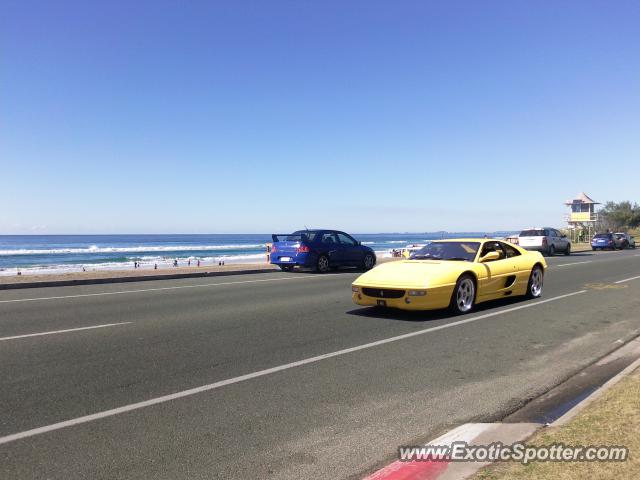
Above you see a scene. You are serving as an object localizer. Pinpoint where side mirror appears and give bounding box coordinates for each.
[479,251,500,263]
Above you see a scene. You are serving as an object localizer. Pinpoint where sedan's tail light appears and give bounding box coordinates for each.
[297,245,310,253]
[271,245,277,253]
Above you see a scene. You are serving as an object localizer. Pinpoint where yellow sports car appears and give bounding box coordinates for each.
[352,239,547,314]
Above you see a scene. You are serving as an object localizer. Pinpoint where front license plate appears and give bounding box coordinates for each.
[377,299,387,307]
[280,257,292,262]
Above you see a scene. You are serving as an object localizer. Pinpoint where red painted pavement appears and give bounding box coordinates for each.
[364,459,450,480]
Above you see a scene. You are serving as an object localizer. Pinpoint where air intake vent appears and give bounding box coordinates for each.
[362,288,405,299]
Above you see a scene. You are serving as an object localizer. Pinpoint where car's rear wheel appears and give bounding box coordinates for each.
[316,254,330,273]
[362,253,376,271]
[564,243,571,256]
[449,274,475,315]
[547,245,555,256]
[526,265,544,299]
[279,265,294,272]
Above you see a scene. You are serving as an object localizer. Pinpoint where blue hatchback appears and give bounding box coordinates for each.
[270,230,376,273]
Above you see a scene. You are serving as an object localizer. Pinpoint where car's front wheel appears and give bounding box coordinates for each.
[361,253,376,271]
[449,274,476,315]
[526,265,544,299]
[316,254,330,273]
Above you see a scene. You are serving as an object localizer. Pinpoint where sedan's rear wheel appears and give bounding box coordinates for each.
[362,253,376,271]
[547,245,555,256]
[316,254,330,273]
[564,243,571,256]
[449,275,475,315]
[526,265,544,299]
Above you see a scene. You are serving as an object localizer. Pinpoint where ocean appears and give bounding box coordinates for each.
[0,232,516,276]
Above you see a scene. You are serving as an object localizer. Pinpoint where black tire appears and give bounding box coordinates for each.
[526,265,544,299]
[449,274,476,315]
[592,247,596,251]
[564,243,571,256]
[279,265,294,272]
[316,254,330,273]
[361,253,376,271]
[547,245,555,256]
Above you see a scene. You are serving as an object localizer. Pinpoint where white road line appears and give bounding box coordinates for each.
[555,261,593,267]
[614,275,640,284]
[0,289,586,445]
[0,274,349,304]
[0,322,131,341]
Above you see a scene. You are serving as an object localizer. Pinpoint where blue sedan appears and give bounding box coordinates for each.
[591,233,622,250]
[270,230,376,273]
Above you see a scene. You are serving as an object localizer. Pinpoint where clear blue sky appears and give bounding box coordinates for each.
[2,1,639,234]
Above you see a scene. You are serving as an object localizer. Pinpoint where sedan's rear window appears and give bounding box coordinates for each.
[272,232,317,242]
[520,229,546,236]
[593,233,611,239]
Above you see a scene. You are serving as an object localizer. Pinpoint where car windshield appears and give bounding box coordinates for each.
[409,241,480,262]
[520,229,546,236]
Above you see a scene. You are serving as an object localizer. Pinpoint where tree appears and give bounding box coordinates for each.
[598,201,640,231]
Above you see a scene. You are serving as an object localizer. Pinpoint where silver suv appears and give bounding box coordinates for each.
[519,228,571,256]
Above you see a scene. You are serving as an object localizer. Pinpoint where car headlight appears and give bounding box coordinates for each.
[352,286,359,293]
[408,290,427,296]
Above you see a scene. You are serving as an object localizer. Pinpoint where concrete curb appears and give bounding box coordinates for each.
[363,423,540,480]
[0,267,278,290]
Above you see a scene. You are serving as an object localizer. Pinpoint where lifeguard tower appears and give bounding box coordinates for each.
[564,192,599,243]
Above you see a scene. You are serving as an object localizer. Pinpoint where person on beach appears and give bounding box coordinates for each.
[154,263,158,270]
[197,259,200,267]
[173,259,178,267]
[188,259,191,266]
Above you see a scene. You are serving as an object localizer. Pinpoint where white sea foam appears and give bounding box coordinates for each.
[0,244,267,256]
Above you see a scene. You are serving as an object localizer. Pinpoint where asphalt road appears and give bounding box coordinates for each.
[1,249,640,479]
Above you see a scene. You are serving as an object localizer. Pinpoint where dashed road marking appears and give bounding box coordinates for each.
[0,322,131,341]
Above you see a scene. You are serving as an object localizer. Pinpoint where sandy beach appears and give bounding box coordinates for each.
[0,257,404,287]
[0,261,278,285]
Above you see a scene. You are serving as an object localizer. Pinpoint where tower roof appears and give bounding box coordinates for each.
[564,192,599,205]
